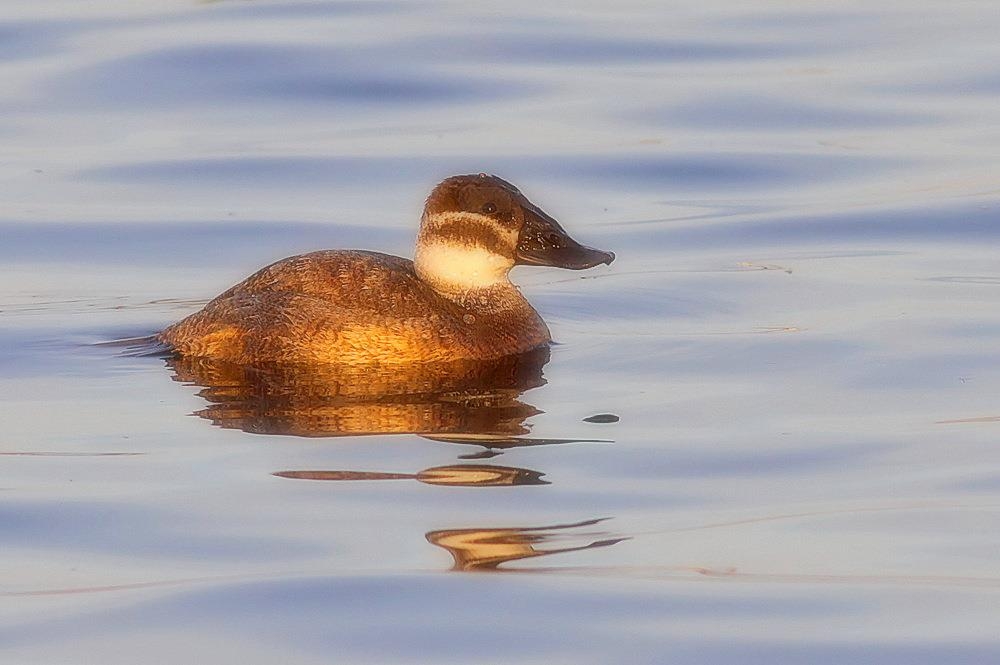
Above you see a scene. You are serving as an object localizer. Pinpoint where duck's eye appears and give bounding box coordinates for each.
[481,202,497,214]
[546,232,562,247]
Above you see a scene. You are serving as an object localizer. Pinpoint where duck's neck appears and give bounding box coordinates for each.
[413,211,517,295]
[446,281,533,315]
[447,282,552,350]
[412,214,550,347]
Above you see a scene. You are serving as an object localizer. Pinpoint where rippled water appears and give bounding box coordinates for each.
[3,1,1000,663]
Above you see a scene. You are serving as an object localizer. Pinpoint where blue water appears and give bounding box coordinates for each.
[3,1,1000,663]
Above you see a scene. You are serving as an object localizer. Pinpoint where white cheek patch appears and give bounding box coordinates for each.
[432,211,501,229]
[415,241,512,291]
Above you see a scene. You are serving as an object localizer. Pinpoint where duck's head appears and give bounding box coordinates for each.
[414,173,615,294]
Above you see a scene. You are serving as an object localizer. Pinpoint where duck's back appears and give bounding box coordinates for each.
[208,251,428,314]
[158,250,547,364]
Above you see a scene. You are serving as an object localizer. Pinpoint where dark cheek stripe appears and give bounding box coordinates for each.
[431,220,514,258]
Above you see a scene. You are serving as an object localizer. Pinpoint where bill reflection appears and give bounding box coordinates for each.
[426,518,626,572]
[273,464,549,487]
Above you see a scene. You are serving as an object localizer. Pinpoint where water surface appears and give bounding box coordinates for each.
[2,1,1000,663]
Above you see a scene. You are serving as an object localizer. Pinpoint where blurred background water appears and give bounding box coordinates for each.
[3,1,1000,663]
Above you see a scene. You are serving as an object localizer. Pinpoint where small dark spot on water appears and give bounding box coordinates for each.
[583,413,619,423]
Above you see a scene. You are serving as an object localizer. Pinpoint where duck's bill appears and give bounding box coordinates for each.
[515,202,615,270]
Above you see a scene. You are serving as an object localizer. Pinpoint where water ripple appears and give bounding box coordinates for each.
[57,44,541,108]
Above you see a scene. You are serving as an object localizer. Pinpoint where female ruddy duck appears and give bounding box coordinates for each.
[158,174,614,364]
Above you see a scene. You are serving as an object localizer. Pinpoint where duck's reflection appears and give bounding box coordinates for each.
[426,518,626,572]
[167,347,553,440]
[273,464,549,487]
[274,469,625,570]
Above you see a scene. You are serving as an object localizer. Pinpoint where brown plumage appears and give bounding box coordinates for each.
[158,174,614,365]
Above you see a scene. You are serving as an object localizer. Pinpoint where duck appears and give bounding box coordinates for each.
[157,173,614,365]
